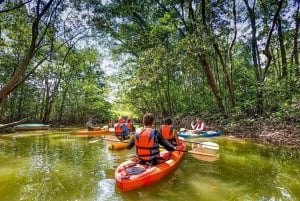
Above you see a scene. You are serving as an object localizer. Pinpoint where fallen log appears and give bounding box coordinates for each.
[0,118,27,129]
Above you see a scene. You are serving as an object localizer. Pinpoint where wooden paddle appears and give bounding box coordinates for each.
[89,139,102,143]
[103,133,218,161]
[175,146,219,162]
[183,140,219,150]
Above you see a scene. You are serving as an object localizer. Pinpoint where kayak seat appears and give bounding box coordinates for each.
[125,166,146,175]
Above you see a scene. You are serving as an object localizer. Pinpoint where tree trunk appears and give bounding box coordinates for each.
[0,0,55,105]
[0,118,27,129]
[292,1,300,77]
[198,53,226,114]
[213,42,235,107]
[228,0,237,106]
[277,17,288,78]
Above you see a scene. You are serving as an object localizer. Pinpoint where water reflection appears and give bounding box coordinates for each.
[0,130,299,201]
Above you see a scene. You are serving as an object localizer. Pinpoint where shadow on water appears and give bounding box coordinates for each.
[0,129,299,201]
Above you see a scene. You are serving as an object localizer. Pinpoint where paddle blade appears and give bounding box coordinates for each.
[192,144,218,155]
[190,152,219,162]
[190,143,219,162]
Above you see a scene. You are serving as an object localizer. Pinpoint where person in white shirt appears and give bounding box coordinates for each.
[190,118,206,134]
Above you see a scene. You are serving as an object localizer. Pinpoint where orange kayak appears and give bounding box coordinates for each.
[115,139,186,192]
[77,128,114,136]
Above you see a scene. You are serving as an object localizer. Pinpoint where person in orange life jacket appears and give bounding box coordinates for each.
[125,118,135,132]
[160,118,178,146]
[115,117,130,140]
[190,117,206,134]
[86,117,101,131]
[127,113,178,165]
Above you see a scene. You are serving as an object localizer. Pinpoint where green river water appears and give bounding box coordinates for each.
[0,128,299,201]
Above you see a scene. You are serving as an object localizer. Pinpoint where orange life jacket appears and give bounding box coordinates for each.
[115,123,123,134]
[135,128,159,161]
[160,125,173,140]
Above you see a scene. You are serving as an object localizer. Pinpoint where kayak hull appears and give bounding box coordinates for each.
[104,135,132,150]
[178,130,221,138]
[77,129,114,136]
[15,124,49,131]
[115,140,186,192]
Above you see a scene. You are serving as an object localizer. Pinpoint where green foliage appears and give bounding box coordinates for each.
[1,0,299,126]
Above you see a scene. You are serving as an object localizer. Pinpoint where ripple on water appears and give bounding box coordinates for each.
[95,179,121,201]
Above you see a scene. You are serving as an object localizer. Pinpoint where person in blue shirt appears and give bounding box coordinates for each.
[86,117,101,131]
[115,117,130,140]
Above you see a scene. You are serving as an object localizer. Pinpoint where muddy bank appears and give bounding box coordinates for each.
[173,116,300,149]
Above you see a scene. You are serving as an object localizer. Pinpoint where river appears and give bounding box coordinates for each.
[0,128,299,201]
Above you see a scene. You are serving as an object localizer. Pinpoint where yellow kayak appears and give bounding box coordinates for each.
[103,135,132,150]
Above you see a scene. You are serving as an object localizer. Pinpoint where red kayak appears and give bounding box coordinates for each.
[115,139,186,192]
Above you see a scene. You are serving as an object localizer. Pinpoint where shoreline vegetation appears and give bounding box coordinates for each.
[1,116,299,150]
[173,116,300,150]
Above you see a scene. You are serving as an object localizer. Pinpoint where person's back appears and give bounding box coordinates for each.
[160,118,176,145]
[115,117,130,140]
[127,113,177,165]
[125,118,135,132]
[134,127,160,163]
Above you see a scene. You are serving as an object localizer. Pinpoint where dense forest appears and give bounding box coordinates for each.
[0,0,299,130]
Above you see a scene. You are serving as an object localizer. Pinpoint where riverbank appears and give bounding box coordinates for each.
[174,116,300,150]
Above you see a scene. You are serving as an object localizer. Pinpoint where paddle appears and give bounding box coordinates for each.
[188,150,218,162]
[174,130,219,161]
[183,140,219,150]
[103,132,219,161]
[101,136,131,143]
[177,149,217,157]
[89,139,102,143]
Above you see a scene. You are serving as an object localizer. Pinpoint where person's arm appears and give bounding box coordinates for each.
[195,122,205,131]
[191,121,196,129]
[199,122,205,131]
[126,136,135,149]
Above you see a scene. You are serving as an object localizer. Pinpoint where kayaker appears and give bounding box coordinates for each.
[190,117,206,134]
[127,113,178,165]
[160,118,178,146]
[125,117,136,132]
[86,117,101,131]
[108,119,114,128]
[115,117,130,140]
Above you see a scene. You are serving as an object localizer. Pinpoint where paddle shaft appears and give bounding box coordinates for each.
[183,140,219,149]
[103,137,217,158]
[102,137,130,143]
[175,149,217,157]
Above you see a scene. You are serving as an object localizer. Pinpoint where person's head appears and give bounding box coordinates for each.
[88,117,92,122]
[196,118,202,123]
[163,118,172,125]
[143,113,155,126]
[118,117,125,123]
[126,118,132,123]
